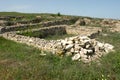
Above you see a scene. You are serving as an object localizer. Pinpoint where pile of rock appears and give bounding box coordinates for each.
[53,36,114,63]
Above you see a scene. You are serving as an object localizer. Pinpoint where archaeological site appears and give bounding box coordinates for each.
[1,13,119,63]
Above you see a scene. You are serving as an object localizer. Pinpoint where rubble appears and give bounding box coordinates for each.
[53,35,114,63]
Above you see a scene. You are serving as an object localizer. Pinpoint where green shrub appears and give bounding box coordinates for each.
[57,12,61,16]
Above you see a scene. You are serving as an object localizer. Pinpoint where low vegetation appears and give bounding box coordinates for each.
[44,34,75,40]
[0,31,120,80]
[0,12,76,22]
[17,30,75,40]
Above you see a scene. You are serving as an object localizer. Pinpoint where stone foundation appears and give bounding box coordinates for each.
[2,32,57,51]
[1,31,114,63]
[66,26,101,36]
[0,18,77,33]
[18,25,67,38]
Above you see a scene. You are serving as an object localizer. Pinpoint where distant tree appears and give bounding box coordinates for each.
[57,12,61,16]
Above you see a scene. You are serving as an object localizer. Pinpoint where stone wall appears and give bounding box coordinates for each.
[0,18,77,33]
[66,26,102,37]
[0,24,38,33]
[1,25,67,50]
[74,18,120,28]
[1,32,114,63]
[18,25,67,38]
[1,25,103,53]
[2,32,57,51]
[0,16,24,20]
[41,18,77,27]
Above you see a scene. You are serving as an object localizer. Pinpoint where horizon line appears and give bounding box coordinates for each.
[0,11,119,20]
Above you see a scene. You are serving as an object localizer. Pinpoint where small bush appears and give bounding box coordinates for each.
[57,12,61,16]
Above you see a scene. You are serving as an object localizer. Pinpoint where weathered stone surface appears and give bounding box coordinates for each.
[66,52,72,56]
[104,43,114,53]
[65,44,74,50]
[53,35,114,63]
[2,32,56,52]
[72,53,81,61]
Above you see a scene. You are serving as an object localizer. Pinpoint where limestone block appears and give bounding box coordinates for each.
[65,44,74,50]
[104,43,114,53]
[72,53,81,61]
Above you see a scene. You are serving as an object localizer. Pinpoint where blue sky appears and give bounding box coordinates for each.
[0,0,120,19]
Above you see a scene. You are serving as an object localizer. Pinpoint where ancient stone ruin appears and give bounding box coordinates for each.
[0,16,116,63]
[53,36,114,63]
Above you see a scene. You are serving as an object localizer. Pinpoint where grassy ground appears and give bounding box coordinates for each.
[18,31,75,40]
[44,34,75,40]
[0,31,120,80]
[17,28,76,40]
[0,12,76,22]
